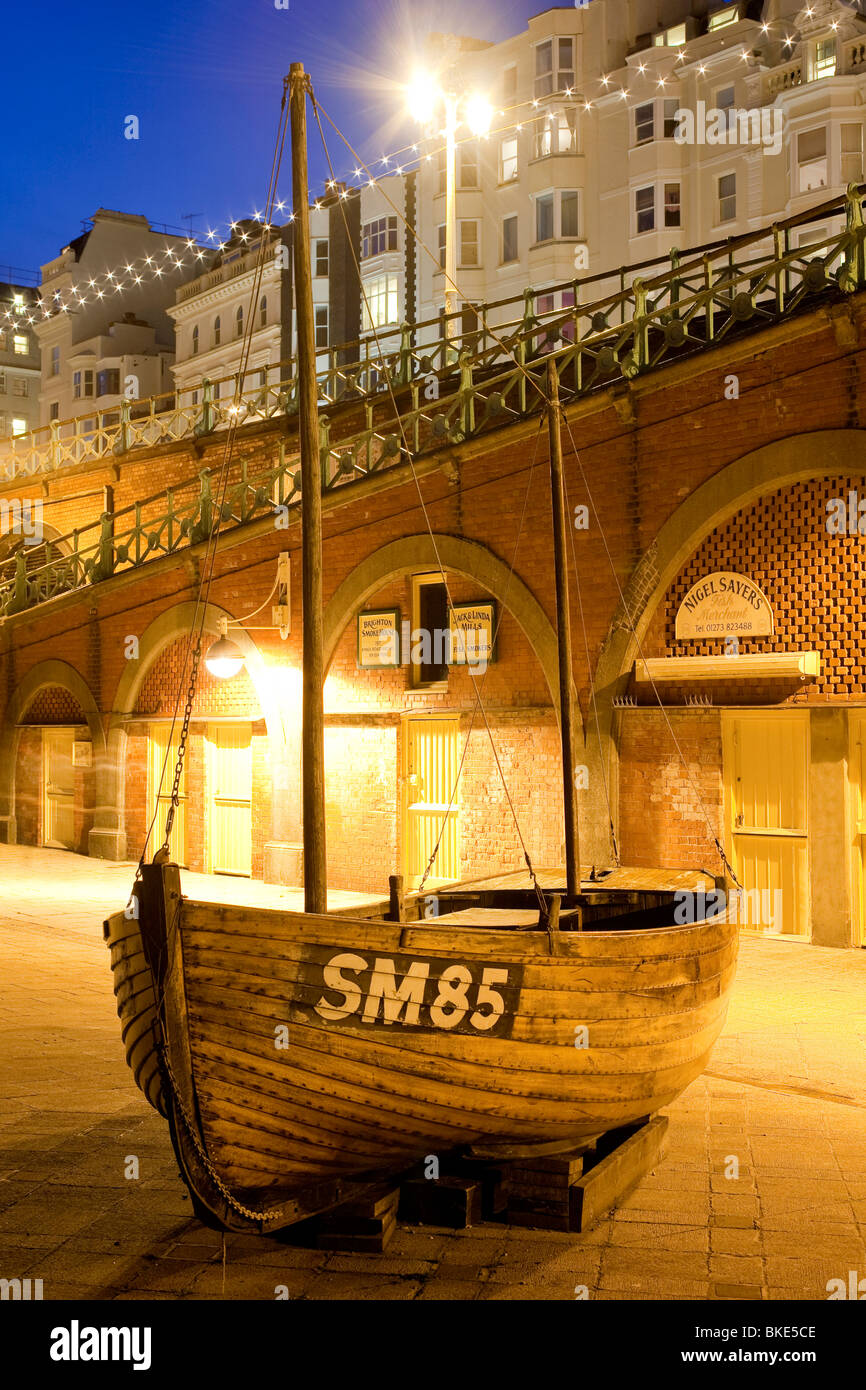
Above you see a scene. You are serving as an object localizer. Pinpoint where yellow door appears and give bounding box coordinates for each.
[848,713,866,947]
[147,725,187,867]
[402,715,460,891]
[207,724,252,876]
[722,712,809,936]
[42,729,75,850]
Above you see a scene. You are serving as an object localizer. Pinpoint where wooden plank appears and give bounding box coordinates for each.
[570,1116,669,1232]
[399,1176,483,1229]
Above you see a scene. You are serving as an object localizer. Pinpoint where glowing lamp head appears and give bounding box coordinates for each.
[408,70,439,125]
[465,94,493,137]
[205,632,245,680]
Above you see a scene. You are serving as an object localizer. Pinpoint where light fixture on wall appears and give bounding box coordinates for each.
[205,551,291,680]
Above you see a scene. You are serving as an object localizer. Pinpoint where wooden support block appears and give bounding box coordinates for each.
[569,1116,668,1233]
[316,1212,397,1253]
[314,1183,400,1251]
[506,1193,571,1232]
[510,1144,594,1188]
[399,1176,483,1229]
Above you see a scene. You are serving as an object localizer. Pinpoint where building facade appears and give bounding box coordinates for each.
[1,209,866,949]
[168,192,362,410]
[400,1,866,336]
[0,285,40,439]
[34,208,190,428]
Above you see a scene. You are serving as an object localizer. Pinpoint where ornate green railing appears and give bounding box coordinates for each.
[4,184,863,484]
[1,186,864,618]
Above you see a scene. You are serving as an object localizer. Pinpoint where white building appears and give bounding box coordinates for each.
[35,209,191,428]
[395,1,866,344]
[169,189,361,407]
[0,285,40,438]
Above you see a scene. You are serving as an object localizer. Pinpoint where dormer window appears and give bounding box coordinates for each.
[653,22,687,48]
[815,38,837,80]
[708,5,739,32]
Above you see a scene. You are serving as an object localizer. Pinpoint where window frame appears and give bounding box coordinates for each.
[500,135,519,183]
[634,184,655,235]
[535,190,555,243]
[502,213,519,264]
[718,171,737,224]
[458,218,481,268]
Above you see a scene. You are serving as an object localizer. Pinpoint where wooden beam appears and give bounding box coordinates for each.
[547,361,580,899]
[290,62,328,915]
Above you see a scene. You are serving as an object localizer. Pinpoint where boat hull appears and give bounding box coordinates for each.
[105,867,738,1230]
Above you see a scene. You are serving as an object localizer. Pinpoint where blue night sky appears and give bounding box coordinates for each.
[3,0,557,277]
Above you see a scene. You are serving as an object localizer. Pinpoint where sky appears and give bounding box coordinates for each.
[1,0,554,278]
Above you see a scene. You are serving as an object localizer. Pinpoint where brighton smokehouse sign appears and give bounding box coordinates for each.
[675,573,774,641]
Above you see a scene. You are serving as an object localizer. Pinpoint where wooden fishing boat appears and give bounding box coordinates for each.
[105,863,737,1232]
[103,64,740,1234]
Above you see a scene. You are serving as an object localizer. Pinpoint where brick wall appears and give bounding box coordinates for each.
[619,711,723,872]
[6,292,866,888]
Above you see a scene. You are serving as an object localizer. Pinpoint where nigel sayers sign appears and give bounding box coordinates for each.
[675,573,774,641]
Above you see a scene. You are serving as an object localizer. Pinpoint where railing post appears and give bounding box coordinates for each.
[843,182,866,291]
[319,416,330,489]
[10,552,27,613]
[458,352,474,438]
[632,278,649,372]
[94,501,116,582]
[114,400,132,456]
[49,420,61,472]
[195,379,215,437]
[398,322,412,385]
[669,248,681,309]
[194,469,213,543]
[772,225,785,314]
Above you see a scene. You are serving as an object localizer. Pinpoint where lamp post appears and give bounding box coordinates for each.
[407,72,491,342]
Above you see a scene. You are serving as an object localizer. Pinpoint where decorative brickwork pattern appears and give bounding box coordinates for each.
[659,477,866,700]
[20,686,86,724]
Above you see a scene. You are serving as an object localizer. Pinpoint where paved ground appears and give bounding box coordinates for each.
[1,845,864,1302]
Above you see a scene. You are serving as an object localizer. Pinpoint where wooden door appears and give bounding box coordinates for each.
[147,725,187,867]
[849,713,866,947]
[207,724,252,877]
[402,715,460,891]
[722,712,809,936]
[42,729,75,850]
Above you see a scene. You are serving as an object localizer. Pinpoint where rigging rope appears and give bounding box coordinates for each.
[133,78,292,886]
[314,94,737,888]
[311,88,548,913]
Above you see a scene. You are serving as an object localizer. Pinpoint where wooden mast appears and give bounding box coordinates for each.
[290,62,327,914]
[547,359,581,899]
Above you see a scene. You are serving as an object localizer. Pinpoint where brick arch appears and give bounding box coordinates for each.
[106,601,284,864]
[0,660,104,848]
[583,428,866,862]
[322,532,572,725]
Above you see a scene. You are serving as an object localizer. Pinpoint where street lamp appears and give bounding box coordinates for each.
[205,552,292,680]
[407,70,492,339]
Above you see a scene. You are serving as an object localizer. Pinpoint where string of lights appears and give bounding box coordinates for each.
[0,16,828,330]
[0,91,594,328]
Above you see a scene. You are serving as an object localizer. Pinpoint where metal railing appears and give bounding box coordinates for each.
[2,187,858,484]
[1,186,864,619]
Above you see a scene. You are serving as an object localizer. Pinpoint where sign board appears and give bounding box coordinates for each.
[450,601,497,666]
[288,944,523,1038]
[675,572,774,641]
[72,741,93,768]
[357,609,401,668]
